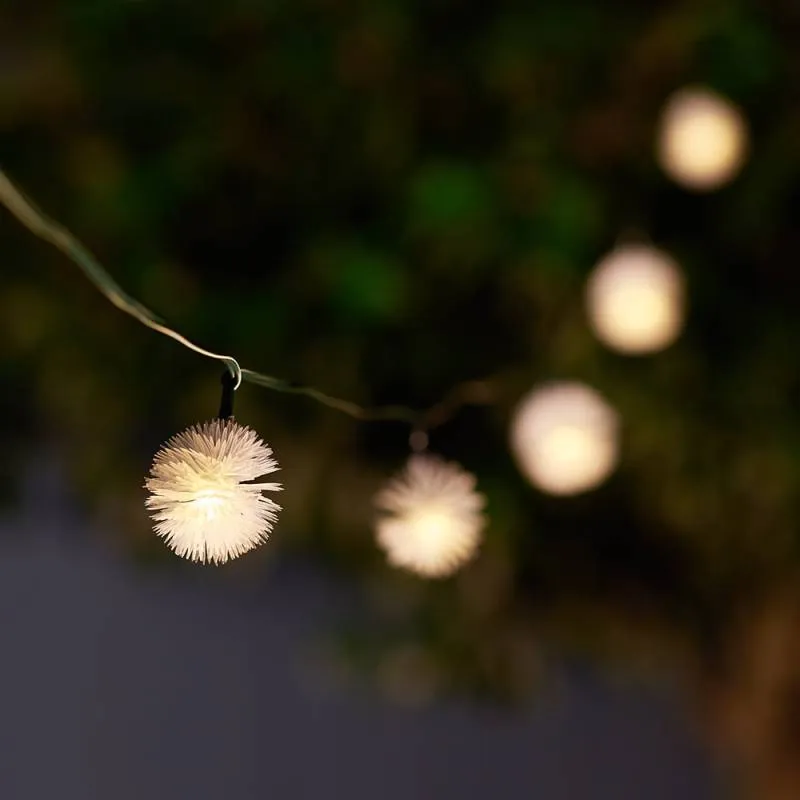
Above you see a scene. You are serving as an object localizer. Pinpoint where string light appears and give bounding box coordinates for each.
[657,86,748,191]
[374,454,486,578]
[586,243,685,354]
[145,419,282,564]
[0,168,498,567]
[2,167,632,566]
[510,382,620,496]
[0,168,496,428]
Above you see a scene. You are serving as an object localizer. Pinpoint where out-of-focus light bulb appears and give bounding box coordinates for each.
[657,86,748,191]
[510,382,619,496]
[374,454,485,578]
[586,243,685,354]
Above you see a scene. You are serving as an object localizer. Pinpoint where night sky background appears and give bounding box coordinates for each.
[4,0,800,797]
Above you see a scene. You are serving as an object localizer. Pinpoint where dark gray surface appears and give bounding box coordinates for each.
[0,463,721,800]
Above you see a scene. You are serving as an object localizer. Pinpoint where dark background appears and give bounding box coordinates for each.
[0,460,718,800]
[3,0,800,796]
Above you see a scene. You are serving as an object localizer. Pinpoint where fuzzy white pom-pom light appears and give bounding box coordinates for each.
[375,455,485,578]
[586,243,685,354]
[510,382,619,496]
[657,87,748,191]
[145,419,282,564]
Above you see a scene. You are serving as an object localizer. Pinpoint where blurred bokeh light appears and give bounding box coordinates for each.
[585,243,685,355]
[656,87,748,191]
[374,455,485,578]
[510,382,619,496]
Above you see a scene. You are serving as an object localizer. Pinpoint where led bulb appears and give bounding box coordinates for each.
[145,419,282,564]
[657,87,748,191]
[375,454,485,578]
[510,382,619,495]
[586,243,685,354]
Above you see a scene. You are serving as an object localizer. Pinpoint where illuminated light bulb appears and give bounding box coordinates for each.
[510,382,619,495]
[145,419,282,564]
[657,86,748,191]
[193,489,227,519]
[586,244,685,354]
[374,454,485,578]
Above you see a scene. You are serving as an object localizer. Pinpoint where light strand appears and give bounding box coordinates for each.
[0,169,243,389]
[0,167,493,432]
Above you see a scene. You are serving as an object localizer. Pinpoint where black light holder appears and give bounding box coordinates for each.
[218,369,236,420]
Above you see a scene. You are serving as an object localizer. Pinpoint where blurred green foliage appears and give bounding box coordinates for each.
[3,0,800,704]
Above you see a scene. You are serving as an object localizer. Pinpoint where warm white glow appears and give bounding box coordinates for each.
[193,489,227,518]
[586,244,685,354]
[374,454,485,578]
[510,382,619,495]
[145,419,282,564]
[657,86,748,191]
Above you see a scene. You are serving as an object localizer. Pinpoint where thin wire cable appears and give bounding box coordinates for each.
[241,370,420,422]
[0,166,494,430]
[0,169,242,389]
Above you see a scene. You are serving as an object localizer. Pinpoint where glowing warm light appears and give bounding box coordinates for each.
[193,492,226,520]
[586,243,685,354]
[145,419,282,564]
[510,382,619,495]
[374,454,485,578]
[657,86,748,191]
